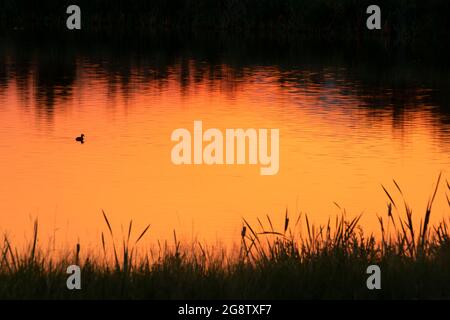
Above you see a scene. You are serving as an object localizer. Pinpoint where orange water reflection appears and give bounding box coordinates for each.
[0,61,449,249]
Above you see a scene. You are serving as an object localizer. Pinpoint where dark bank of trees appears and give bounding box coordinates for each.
[0,0,449,46]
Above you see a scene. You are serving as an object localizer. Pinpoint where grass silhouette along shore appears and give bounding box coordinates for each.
[0,175,449,299]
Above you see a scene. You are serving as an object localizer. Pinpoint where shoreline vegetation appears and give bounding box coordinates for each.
[0,175,449,299]
[0,0,449,48]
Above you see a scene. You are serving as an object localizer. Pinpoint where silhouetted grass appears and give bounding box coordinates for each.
[0,174,449,299]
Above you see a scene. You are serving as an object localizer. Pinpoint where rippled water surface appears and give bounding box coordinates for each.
[0,41,449,247]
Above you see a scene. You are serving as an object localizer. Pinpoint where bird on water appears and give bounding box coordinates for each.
[75,134,85,144]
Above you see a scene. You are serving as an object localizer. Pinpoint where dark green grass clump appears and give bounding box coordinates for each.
[1,175,449,299]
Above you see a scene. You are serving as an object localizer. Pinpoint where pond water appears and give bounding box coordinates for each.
[0,39,449,248]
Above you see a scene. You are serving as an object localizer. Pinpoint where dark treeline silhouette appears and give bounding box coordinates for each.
[0,0,449,47]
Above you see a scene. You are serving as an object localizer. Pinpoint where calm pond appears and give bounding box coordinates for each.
[0,39,449,248]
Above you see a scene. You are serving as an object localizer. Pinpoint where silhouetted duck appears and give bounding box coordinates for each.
[75,134,85,143]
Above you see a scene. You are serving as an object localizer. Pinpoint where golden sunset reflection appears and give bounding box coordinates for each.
[0,61,449,250]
